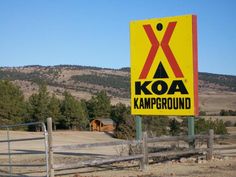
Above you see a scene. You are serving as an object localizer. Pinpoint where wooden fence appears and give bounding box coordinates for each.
[46,118,216,177]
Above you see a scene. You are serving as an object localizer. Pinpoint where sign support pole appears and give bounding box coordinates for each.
[188,117,195,148]
[135,116,142,140]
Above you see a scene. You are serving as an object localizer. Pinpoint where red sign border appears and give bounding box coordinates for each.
[192,15,199,116]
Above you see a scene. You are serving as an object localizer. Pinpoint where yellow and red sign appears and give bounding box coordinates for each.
[130,15,198,116]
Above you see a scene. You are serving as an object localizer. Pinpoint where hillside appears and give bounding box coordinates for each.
[0,65,236,115]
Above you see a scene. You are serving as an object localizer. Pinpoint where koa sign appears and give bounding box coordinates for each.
[130,15,198,116]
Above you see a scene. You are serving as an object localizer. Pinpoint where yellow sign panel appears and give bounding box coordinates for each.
[130,15,198,116]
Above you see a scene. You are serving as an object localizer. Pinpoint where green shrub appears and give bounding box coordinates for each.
[169,118,181,136]
[113,117,135,140]
[142,116,169,137]
[224,120,234,127]
[195,118,228,135]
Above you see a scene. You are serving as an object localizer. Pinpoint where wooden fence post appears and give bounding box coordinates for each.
[47,118,55,177]
[207,129,214,160]
[140,132,148,171]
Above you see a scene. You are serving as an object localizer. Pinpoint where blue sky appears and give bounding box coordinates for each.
[0,0,236,75]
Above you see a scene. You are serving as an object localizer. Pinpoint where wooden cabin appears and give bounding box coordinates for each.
[90,118,115,132]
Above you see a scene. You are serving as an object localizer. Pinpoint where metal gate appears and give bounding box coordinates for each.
[0,122,49,177]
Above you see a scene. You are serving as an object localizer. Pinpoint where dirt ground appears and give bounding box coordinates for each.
[70,157,236,177]
[0,129,236,177]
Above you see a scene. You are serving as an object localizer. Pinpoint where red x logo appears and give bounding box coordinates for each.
[139,22,184,79]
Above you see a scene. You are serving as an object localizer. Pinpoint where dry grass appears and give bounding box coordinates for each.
[1,130,236,177]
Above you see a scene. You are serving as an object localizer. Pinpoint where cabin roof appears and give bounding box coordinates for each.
[91,118,115,125]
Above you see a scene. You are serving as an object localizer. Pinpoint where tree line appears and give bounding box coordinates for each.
[199,72,236,92]
[0,80,132,135]
[220,109,236,116]
[0,80,228,138]
[71,74,130,97]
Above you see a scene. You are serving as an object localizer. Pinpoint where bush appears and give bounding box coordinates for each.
[113,117,135,140]
[199,111,206,116]
[169,118,181,136]
[224,120,234,127]
[142,116,169,137]
[195,118,228,135]
[111,103,135,140]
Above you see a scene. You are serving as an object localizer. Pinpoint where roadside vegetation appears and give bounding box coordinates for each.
[0,80,229,138]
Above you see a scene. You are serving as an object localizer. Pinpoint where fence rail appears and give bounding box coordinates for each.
[54,154,144,170]
[0,164,46,167]
[53,140,140,151]
[0,137,45,143]
[0,122,46,129]
[148,149,206,158]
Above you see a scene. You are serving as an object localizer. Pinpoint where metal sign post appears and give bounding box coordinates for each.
[188,117,195,148]
[135,116,142,140]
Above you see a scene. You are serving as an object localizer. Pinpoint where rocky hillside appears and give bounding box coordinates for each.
[0,65,236,115]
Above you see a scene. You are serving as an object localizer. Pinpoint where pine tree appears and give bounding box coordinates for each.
[48,94,61,130]
[60,91,89,130]
[86,90,111,118]
[0,80,26,125]
[110,103,130,126]
[27,84,50,127]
